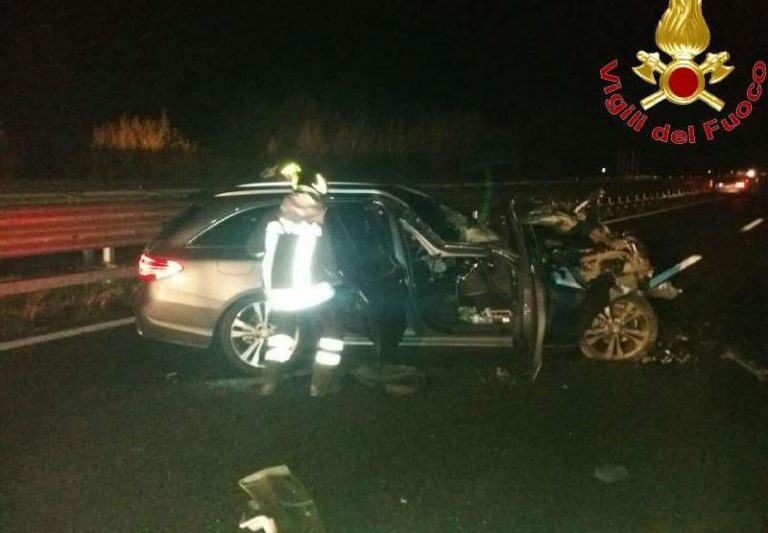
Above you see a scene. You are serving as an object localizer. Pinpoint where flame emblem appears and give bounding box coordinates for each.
[633,0,733,111]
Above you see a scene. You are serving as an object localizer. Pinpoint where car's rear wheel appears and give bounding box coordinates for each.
[579,294,658,362]
[218,296,301,376]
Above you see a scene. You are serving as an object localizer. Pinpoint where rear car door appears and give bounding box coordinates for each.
[181,203,279,312]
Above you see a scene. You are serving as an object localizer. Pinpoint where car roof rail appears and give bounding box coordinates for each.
[215,183,412,209]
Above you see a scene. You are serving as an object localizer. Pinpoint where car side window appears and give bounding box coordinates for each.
[191,205,276,252]
[157,204,203,240]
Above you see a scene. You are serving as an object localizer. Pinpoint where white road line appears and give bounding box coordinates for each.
[723,350,768,383]
[605,197,722,224]
[740,218,764,233]
[0,317,135,351]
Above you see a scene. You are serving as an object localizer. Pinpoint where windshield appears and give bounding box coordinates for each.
[398,189,499,244]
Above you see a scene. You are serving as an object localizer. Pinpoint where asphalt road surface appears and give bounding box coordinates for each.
[1,195,766,533]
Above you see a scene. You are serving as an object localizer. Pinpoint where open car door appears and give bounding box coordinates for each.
[507,203,548,380]
[329,201,409,357]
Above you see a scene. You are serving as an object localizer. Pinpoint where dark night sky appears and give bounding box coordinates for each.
[2,0,767,177]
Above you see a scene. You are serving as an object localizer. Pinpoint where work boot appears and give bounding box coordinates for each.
[259,362,283,397]
[309,363,335,398]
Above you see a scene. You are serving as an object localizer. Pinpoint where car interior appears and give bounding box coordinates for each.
[199,197,522,342]
[399,223,518,336]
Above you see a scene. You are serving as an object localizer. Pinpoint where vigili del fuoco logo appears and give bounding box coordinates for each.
[599,0,765,145]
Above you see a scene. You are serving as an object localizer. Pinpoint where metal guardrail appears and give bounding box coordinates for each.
[594,186,710,216]
[0,188,200,207]
[429,179,714,219]
[0,266,135,297]
[0,181,713,262]
[0,200,186,260]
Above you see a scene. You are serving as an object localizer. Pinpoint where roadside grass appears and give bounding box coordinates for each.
[92,112,197,153]
[2,102,490,186]
[0,279,136,343]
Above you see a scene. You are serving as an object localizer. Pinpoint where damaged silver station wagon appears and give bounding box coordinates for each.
[135,182,680,377]
[135,182,549,377]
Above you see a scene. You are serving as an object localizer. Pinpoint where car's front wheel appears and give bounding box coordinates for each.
[579,294,658,362]
[217,296,300,376]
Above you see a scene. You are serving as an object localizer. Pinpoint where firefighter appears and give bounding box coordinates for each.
[259,162,344,397]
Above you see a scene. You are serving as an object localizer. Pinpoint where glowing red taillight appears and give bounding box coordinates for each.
[735,180,747,189]
[138,253,183,282]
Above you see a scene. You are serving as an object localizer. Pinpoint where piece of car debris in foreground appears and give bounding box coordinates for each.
[239,465,326,532]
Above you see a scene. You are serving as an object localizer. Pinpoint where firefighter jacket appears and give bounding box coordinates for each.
[262,192,338,311]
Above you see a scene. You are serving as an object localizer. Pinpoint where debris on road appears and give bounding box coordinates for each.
[475,365,518,387]
[203,378,261,391]
[353,364,425,395]
[646,281,682,300]
[239,465,325,532]
[642,336,693,366]
[240,515,277,532]
[643,346,692,366]
[641,304,721,366]
[722,350,768,383]
[593,464,630,485]
[495,365,513,383]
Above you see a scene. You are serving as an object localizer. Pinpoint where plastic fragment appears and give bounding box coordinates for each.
[495,366,512,382]
[239,465,325,532]
[594,464,630,484]
[353,364,424,395]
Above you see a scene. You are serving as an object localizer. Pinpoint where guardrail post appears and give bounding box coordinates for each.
[102,247,116,265]
[82,249,96,266]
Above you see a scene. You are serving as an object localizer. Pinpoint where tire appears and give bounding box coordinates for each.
[579,294,658,362]
[217,295,301,376]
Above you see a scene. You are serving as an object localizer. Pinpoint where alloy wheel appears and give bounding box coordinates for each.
[228,302,298,368]
[580,296,656,361]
